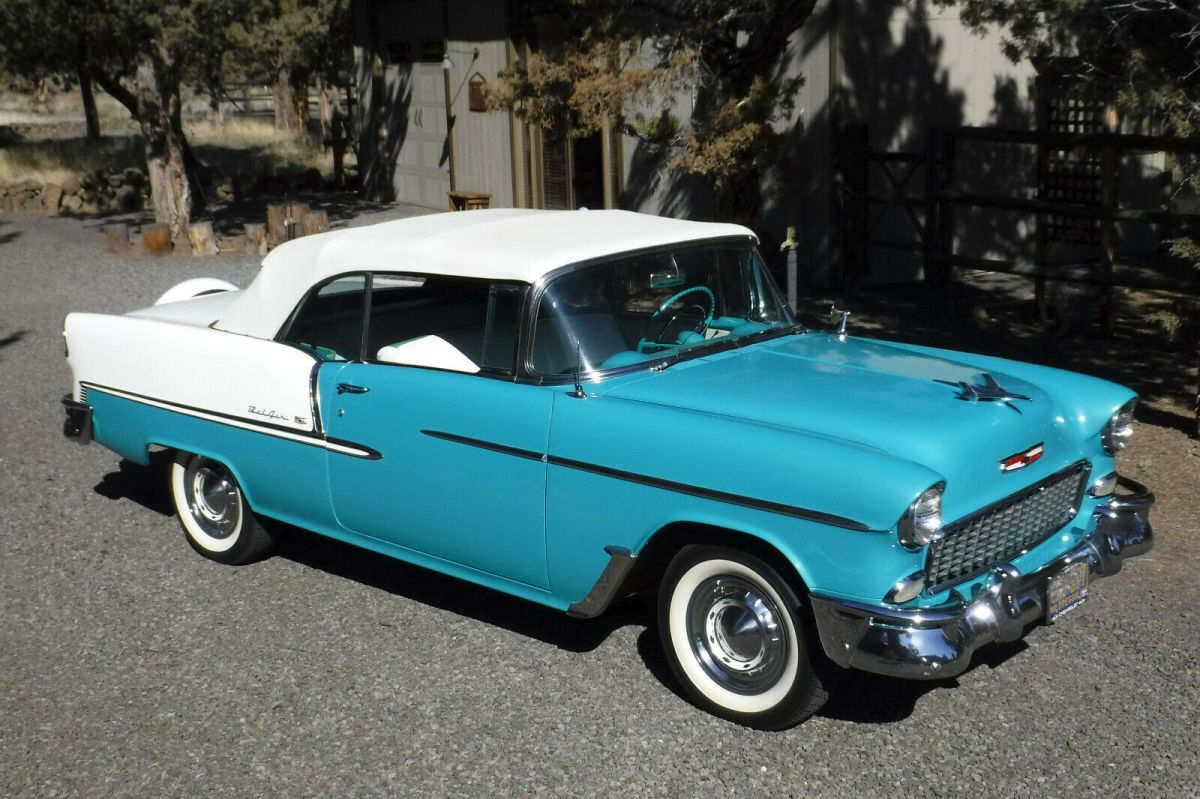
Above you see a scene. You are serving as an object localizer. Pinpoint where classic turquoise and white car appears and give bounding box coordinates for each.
[62,209,1153,729]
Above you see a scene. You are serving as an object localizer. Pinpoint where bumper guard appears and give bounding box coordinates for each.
[61,396,93,445]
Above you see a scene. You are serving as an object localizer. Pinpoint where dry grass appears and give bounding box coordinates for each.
[0,117,337,186]
[185,118,335,179]
[0,136,143,185]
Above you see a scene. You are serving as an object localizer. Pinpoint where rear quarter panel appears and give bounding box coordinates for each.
[64,312,331,526]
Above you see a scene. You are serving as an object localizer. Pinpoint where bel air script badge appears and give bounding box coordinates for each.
[1000,442,1044,472]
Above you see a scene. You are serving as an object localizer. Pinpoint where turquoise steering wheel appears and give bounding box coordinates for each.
[637,286,715,352]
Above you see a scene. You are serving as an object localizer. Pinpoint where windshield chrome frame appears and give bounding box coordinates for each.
[518,236,798,386]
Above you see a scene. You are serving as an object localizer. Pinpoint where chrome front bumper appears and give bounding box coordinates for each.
[810,478,1154,680]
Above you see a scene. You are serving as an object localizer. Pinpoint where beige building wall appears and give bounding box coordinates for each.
[912,7,1036,126]
[444,36,515,208]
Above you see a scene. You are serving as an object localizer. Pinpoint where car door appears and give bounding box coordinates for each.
[301,273,553,589]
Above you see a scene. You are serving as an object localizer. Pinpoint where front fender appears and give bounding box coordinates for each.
[544,391,939,604]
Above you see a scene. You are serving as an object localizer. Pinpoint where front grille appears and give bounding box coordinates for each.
[927,461,1090,592]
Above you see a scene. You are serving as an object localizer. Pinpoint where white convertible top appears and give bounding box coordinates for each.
[215,209,755,339]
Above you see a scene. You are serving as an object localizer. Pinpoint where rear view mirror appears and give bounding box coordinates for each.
[649,255,684,289]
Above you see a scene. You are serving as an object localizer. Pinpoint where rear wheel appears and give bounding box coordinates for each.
[658,545,832,729]
[169,451,272,564]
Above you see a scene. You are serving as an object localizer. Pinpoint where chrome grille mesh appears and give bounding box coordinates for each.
[927,461,1089,591]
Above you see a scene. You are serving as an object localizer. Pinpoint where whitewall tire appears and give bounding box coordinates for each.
[658,545,832,729]
[169,451,272,564]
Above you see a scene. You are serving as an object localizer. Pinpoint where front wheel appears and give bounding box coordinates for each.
[169,451,272,565]
[658,545,832,729]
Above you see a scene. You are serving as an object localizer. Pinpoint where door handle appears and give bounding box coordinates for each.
[336,383,370,395]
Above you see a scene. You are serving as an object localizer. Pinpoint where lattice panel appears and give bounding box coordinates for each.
[1043,96,1108,245]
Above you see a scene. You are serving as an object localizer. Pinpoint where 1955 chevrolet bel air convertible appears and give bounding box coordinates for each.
[61,209,1154,729]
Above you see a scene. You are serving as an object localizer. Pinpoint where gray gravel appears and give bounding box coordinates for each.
[2,212,1199,798]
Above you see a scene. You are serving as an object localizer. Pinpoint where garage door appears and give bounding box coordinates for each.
[390,61,451,209]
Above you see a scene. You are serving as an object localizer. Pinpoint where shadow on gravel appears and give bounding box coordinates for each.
[819,672,951,724]
[817,636,1027,724]
[92,455,650,651]
[93,456,174,516]
[273,524,652,654]
[0,218,19,245]
[0,329,28,350]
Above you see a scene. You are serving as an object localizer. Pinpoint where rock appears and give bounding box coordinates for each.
[61,193,83,213]
[233,172,255,199]
[122,167,145,187]
[218,233,247,253]
[21,192,44,213]
[61,175,83,196]
[115,185,141,211]
[212,174,234,202]
[106,171,124,188]
[300,167,323,189]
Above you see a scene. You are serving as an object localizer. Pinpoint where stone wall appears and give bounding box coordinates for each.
[0,168,148,216]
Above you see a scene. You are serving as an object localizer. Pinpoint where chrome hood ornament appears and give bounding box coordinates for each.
[936,373,1032,404]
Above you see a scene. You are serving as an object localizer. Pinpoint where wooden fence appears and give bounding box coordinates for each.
[838,124,1200,435]
[839,124,1200,300]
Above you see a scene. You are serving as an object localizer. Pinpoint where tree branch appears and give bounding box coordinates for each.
[92,71,139,117]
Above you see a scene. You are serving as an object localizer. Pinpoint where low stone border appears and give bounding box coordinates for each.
[0,168,148,216]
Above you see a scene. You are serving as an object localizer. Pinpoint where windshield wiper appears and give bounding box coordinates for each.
[649,324,805,371]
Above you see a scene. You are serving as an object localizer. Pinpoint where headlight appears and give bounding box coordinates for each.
[1101,399,1137,454]
[898,483,945,547]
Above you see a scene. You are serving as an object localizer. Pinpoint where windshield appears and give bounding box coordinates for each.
[530,241,794,376]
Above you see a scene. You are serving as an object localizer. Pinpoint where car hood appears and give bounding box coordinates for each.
[599,332,1084,518]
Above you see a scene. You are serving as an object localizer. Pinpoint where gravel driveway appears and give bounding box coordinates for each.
[2,212,1198,798]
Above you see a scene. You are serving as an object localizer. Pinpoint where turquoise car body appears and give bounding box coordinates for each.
[62,209,1153,685]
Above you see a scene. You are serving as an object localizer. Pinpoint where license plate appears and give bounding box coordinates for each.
[1046,561,1089,623]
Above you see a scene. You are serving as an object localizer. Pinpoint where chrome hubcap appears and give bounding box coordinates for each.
[186,459,240,539]
[687,575,788,694]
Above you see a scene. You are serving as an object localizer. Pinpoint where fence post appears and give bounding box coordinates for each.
[1035,130,1049,322]
[1099,143,1117,334]
[837,124,870,288]
[925,129,955,307]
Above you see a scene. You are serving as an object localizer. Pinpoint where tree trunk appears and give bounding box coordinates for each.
[132,51,193,240]
[274,68,301,131]
[318,79,339,146]
[78,69,100,139]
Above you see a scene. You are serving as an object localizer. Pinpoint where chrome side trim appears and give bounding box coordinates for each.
[566,546,638,618]
[421,428,872,531]
[421,429,545,462]
[80,382,379,460]
[811,477,1154,680]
